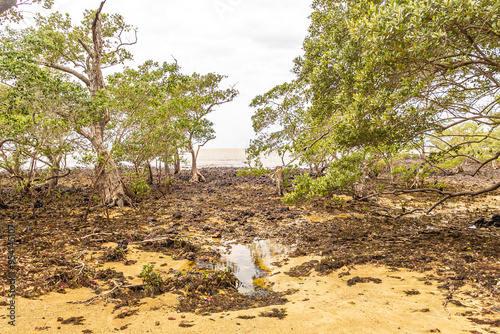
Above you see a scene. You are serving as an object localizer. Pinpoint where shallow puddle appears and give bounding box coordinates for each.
[194,239,293,294]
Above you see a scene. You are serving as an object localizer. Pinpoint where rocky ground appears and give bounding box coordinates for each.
[0,167,499,333]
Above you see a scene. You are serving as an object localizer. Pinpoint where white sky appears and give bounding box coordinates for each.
[26,0,312,148]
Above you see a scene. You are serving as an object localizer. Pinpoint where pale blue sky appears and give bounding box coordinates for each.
[24,0,312,148]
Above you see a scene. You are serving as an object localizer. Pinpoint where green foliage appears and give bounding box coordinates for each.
[282,165,299,190]
[250,0,500,204]
[140,264,164,295]
[126,172,151,198]
[0,0,53,23]
[424,181,447,190]
[284,153,364,204]
[391,163,432,188]
[0,36,78,195]
[237,168,268,177]
[108,60,184,173]
[108,63,238,179]
[0,3,239,200]
[175,72,238,163]
[237,161,269,177]
[430,124,500,168]
[247,81,308,164]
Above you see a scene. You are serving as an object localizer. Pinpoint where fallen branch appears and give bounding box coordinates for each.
[370,207,426,219]
[74,262,85,276]
[129,236,176,245]
[69,250,88,260]
[80,232,114,240]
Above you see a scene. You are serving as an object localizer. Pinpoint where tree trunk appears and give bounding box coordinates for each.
[0,0,16,14]
[164,148,172,193]
[91,135,130,208]
[189,146,205,183]
[12,149,21,180]
[87,2,130,208]
[156,159,162,186]
[47,168,59,191]
[354,169,368,198]
[174,150,181,174]
[389,159,395,183]
[147,162,153,185]
[275,166,284,196]
[415,141,426,188]
[46,155,62,194]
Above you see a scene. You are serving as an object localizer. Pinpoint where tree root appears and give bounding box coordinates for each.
[190,170,206,183]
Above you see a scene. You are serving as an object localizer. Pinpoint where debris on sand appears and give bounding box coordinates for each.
[237,315,256,319]
[346,276,383,286]
[471,214,500,228]
[285,260,319,277]
[259,308,287,320]
[114,309,139,319]
[404,289,421,296]
[59,316,85,325]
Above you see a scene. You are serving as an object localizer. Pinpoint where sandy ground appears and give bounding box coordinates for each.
[1,260,483,334]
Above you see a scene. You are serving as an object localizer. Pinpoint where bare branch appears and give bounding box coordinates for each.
[470,151,500,176]
[426,181,500,213]
[0,139,15,148]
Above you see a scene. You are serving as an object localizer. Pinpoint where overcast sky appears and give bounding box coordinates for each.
[26,0,312,148]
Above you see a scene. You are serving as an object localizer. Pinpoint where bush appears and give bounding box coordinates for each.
[284,153,363,204]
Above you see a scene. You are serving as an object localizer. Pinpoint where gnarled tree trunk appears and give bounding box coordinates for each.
[90,130,130,208]
[147,162,153,185]
[164,147,172,193]
[189,144,205,183]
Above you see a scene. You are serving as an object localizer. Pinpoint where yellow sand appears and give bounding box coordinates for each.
[1,256,483,334]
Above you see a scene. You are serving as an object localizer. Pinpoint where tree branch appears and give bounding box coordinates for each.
[77,38,93,59]
[37,61,90,87]
[426,181,500,214]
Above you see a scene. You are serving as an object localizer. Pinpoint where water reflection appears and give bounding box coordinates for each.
[194,239,292,294]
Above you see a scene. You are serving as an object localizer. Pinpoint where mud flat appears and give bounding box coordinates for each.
[0,167,499,333]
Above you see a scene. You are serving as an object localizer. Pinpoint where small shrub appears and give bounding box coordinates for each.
[140,264,165,295]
